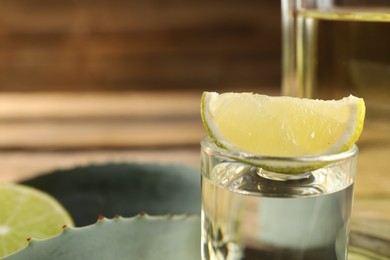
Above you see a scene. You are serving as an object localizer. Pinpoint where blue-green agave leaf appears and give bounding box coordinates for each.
[4,214,200,260]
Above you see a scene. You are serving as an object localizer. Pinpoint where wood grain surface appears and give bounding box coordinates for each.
[0,0,281,92]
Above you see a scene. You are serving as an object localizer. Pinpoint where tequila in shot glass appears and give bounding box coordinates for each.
[201,137,358,260]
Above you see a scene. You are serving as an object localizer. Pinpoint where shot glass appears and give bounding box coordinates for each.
[201,136,358,260]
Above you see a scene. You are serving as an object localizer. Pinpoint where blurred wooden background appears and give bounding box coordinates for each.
[1,2,390,255]
[0,0,281,92]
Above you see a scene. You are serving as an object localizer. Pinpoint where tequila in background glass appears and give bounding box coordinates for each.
[282,0,390,183]
[201,137,358,260]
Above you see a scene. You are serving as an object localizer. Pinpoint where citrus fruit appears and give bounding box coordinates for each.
[201,92,365,158]
[0,184,74,258]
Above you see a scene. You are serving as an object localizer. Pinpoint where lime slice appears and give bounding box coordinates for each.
[201,92,365,170]
[0,184,74,258]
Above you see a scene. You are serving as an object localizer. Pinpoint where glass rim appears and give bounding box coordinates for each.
[201,136,358,164]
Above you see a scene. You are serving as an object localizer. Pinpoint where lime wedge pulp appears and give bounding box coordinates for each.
[201,92,365,172]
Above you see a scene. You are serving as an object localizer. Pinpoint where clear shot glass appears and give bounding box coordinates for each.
[201,136,358,260]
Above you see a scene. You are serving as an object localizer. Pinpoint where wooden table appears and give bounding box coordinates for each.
[1,90,389,256]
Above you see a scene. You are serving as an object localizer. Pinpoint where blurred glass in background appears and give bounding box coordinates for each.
[282,0,390,191]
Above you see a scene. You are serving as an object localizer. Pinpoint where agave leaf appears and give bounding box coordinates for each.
[4,214,201,260]
[21,163,201,226]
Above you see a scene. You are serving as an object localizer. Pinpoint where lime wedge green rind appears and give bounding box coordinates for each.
[201,92,226,150]
[341,97,366,153]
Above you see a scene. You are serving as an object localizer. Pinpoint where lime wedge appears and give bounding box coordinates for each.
[201,92,365,171]
[0,184,74,258]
